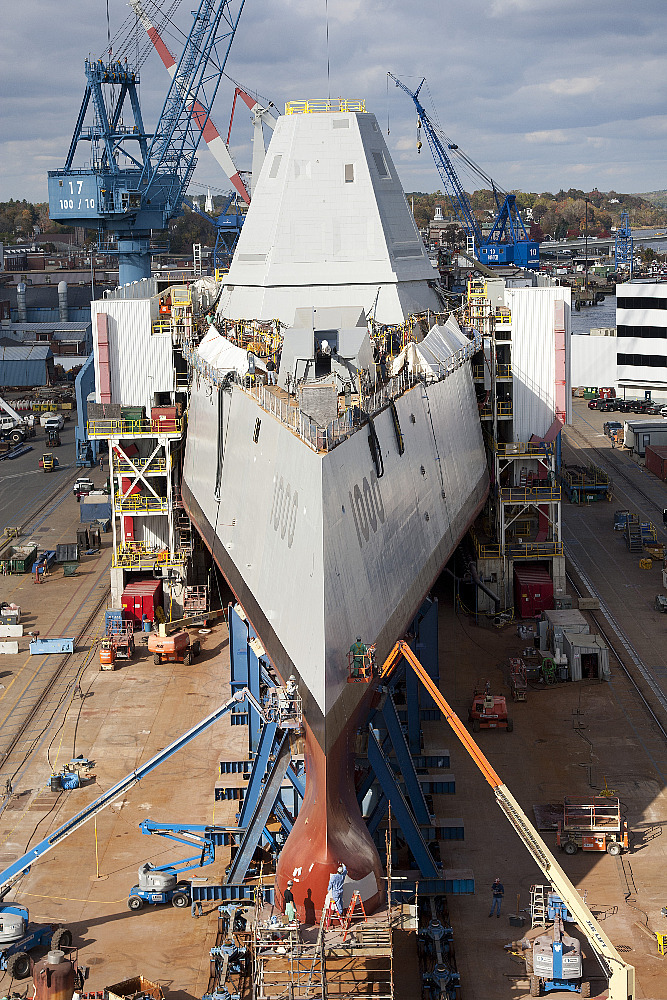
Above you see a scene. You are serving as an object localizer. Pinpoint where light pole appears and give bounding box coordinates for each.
[584,197,590,292]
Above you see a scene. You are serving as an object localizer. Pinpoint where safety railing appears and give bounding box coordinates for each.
[495,441,554,457]
[469,527,502,560]
[114,493,169,514]
[113,456,167,474]
[184,327,482,453]
[151,320,172,336]
[500,486,561,503]
[112,545,187,570]
[509,541,563,559]
[285,99,365,114]
[473,363,511,381]
[480,403,513,419]
[87,418,183,438]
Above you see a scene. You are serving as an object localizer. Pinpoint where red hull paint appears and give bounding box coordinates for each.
[275,711,384,923]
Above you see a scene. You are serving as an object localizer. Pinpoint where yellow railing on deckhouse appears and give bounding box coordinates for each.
[285,99,366,114]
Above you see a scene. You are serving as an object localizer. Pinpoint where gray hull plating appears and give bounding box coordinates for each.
[182,365,488,753]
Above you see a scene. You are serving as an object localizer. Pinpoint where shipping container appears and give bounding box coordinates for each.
[645,444,667,482]
[563,632,609,681]
[543,608,590,653]
[513,564,554,618]
[151,405,178,432]
[623,419,667,456]
[121,578,163,626]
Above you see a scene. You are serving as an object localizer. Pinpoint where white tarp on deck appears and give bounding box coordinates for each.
[390,316,469,377]
[196,327,267,375]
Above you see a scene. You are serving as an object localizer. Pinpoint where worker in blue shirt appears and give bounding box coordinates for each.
[489,877,504,917]
[327,863,347,917]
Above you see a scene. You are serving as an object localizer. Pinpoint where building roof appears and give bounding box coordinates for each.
[0,344,53,361]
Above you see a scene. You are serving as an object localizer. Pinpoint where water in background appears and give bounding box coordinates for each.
[570,291,616,336]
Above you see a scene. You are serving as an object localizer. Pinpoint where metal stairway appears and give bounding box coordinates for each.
[226,732,292,885]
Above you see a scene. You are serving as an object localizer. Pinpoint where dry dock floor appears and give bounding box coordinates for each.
[0,402,666,999]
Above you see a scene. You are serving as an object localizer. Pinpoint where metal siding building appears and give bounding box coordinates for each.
[91,291,174,408]
[0,344,54,386]
[571,335,618,389]
[505,286,572,441]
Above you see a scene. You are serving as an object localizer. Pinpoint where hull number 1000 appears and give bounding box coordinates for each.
[349,471,385,548]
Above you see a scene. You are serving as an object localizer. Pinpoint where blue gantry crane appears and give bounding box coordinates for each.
[47,0,246,286]
[614,211,633,276]
[184,192,245,271]
[388,73,539,269]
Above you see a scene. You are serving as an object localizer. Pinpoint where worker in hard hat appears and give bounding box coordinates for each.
[349,637,367,678]
[283,879,297,922]
[283,675,299,722]
[327,863,347,919]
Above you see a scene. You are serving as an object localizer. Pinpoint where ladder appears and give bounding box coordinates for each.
[530,884,547,928]
[342,890,367,941]
[193,242,202,277]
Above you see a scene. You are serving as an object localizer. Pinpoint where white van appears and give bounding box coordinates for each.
[41,413,64,430]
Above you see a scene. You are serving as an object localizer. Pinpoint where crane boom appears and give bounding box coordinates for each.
[381,641,635,1000]
[387,73,480,244]
[0,688,263,901]
[128,0,251,205]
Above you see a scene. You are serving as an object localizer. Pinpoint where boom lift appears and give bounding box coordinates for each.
[381,641,635,1000]
[0,688,264,955]
[388,73,539,269]
[128,820,224,910]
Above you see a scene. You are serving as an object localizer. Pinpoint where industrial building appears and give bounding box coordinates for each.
[467,275,571,611]
[0,343,54,387]
[571,281,667,400]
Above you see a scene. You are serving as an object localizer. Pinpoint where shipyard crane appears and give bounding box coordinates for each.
[47,0,246,286]
[227,83,279,196]
[381,641,635,1000]
[388,73,539,269]
[128,0,251,206]
[184,193,245,270]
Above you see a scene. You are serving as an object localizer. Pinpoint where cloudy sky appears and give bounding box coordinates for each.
[1,0,666,204]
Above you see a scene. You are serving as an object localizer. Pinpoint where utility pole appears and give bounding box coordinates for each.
[584,196,590,292]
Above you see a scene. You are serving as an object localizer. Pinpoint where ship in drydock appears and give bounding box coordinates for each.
[180,100,489,917]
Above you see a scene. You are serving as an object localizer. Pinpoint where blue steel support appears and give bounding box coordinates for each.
[367,792,388,837]
[226,734,292,885]
[237,720,278,828]
[74,355,97,466]
[227,605,261,751]
[366,728,440,879]
[380,691,431,826]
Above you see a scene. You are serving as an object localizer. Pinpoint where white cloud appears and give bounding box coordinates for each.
[544,76,602,97]
[2,0,667,201]
[525,130,570,145]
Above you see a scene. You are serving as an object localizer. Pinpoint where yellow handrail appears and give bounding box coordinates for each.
[87,418,182,438]
[285,99,365,114]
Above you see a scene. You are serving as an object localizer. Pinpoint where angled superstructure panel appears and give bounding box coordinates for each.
[218,110,440,324]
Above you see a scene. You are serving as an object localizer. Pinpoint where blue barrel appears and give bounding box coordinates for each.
[142,616,151,633]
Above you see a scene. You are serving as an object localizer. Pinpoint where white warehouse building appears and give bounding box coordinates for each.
[572,282,667,400]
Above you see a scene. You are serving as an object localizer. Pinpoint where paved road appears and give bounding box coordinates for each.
[0,419,78,532]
